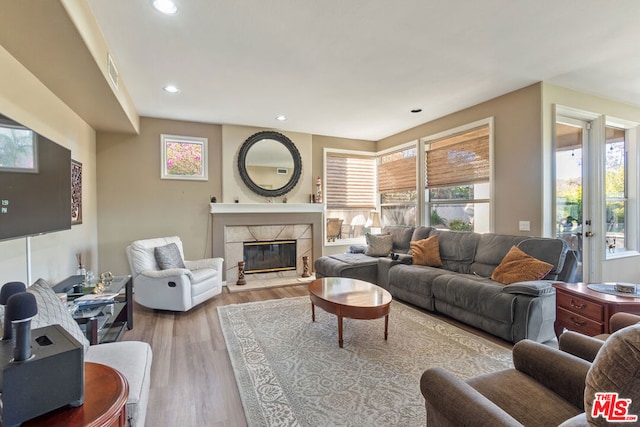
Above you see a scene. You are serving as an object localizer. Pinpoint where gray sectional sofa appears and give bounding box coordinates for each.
[315,226,577,343]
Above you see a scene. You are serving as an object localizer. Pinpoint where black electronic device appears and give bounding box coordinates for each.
[0,324,84,426]
[0,113,72,242]
[51,274,85,294]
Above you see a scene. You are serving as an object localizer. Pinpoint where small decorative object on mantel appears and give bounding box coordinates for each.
[315,176,323,203]
[237,261,247,286]
[282,196,287,203]
[234,197,239,203]
[210,196,217,203]
[302,256,310,278]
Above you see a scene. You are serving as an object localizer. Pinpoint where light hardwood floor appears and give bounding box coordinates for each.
[122,284,513,426]
[121,284,309,427]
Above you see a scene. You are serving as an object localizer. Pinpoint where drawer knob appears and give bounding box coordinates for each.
[570,299,586,310]
[570,316,587,327]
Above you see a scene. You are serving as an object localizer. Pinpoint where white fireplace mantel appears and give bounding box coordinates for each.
[210,203,324,214]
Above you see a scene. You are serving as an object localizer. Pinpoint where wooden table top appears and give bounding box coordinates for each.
[553,282,640,304]
[309,277,392,308]
[24,362,129,427]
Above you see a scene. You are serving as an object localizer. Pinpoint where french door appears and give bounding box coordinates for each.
[555,116,592,282]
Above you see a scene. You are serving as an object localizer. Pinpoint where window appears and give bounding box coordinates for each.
[325,150,376,241]
[605,126,627,254]
[422,122,491,232]
[378,145,417,227]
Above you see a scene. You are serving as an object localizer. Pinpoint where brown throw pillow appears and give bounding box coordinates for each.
[491,246,553,285]
[410,236,443,267]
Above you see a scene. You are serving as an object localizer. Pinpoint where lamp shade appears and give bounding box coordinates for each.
[368,211,381,228]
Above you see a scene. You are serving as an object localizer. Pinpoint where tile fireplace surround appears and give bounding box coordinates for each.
[210,204,324,283]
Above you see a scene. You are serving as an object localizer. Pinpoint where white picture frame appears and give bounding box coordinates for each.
[160,134,208,181]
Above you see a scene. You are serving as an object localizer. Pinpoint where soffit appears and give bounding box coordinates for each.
[0,0,139,134]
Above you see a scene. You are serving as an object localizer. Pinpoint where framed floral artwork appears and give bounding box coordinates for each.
[160,134,208,180]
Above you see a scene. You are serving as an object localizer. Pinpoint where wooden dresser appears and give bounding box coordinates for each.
[553,282,640,338]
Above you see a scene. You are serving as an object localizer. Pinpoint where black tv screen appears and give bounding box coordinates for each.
[0,114,71,241]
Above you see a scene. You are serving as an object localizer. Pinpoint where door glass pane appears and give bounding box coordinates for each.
[555,122,583,281]
[605,127,626,253]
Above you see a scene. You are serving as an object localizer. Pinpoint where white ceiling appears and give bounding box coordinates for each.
[87,0,640,141]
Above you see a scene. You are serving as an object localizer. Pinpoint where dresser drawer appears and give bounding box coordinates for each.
[556,291,604,321]
[557,307,604,336]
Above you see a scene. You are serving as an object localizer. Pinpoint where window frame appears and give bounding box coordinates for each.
[419,117,495,232]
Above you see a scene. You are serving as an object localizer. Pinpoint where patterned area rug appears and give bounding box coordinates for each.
[218,296,513,427]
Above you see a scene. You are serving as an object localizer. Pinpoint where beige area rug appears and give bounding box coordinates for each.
[218,296,513,426]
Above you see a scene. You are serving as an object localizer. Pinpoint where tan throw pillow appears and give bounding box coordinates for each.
[491,246,553,285]
[365,233,393,257]
[410,236,443,267]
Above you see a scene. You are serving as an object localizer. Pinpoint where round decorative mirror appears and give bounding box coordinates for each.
[238,131,302,197]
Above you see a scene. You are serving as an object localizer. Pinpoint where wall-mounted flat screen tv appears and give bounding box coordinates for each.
[0,114,71,241]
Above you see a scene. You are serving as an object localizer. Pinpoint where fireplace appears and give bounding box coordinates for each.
[243,240,297,274]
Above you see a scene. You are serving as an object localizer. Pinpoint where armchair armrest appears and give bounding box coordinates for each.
[420,367,521,427]
[502,281,554,296]
[140,268,194,281]
[558,331,604,363]
[609,312,640,333]
[512,340,591,410]
[184,257,223,271]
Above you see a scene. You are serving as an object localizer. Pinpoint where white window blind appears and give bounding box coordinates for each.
[425,126,489,188]
[326,153,376,209]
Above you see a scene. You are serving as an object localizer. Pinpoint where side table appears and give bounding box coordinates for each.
[553,282,640,338]
[23,362,129,427]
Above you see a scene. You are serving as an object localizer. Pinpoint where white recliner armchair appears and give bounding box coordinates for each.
[126,236,223,311]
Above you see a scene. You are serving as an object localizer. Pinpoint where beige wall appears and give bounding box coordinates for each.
[96,117,223,275]
[0,45,98,285]
[378,83,544,236]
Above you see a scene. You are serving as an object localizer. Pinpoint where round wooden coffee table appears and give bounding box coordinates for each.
[309,277,392,348]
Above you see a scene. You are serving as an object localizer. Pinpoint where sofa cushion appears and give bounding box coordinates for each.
[584,324,640,426]
[491,246,553,285]
[431,274,516,324]
[411,236,443,267]
[154,242,186,270]
[27,278,90,351]
[365,233,394,256]
[382,226,415,253]
[86,341,153,427]
[430,230,480,274]
[472,234,567,279]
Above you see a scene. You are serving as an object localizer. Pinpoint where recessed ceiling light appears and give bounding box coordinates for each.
[411,108,423,113]
[152,0,177,14]
[276,115,287,121]
[163,85,180,93]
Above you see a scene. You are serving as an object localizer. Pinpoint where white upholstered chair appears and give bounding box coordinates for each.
[126,236,223,311]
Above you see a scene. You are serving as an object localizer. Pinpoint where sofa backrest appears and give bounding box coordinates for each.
[428,229,481,274]
[471,233,568,279]
[382,226,415,254]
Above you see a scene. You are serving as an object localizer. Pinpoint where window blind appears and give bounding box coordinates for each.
[425,126,489,188]
[378,147,416,193]
[326,153,376,209]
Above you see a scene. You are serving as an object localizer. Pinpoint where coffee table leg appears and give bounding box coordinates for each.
[338,315,343,348]
[311,303,315,322]
[384,314,389,340]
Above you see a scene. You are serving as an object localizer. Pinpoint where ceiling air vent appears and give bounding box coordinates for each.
[107,53,119,89]
[276,168,288,175]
